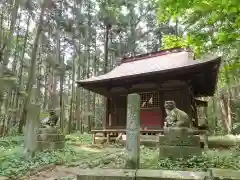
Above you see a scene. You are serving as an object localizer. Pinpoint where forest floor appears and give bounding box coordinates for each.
[1,133,240,180]
[23,146,124,180]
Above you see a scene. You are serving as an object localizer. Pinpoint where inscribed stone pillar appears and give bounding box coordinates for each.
[125,93,140,169]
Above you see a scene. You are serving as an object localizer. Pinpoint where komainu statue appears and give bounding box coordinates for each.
[164,101,190,127]
[47,109,59,127]
[37,109,64,151]
[41,109,59,128]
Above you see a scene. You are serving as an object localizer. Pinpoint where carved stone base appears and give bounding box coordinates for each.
[36,127,65,151]
[159,127,202,159]
[159,134,200,147]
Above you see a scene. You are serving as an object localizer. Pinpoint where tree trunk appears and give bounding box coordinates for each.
[43,65,50,110]
[1,0,19,66]
[76,55,82,132]
[68,58,75,134]
[102,25,110,130]
[18,3,45,133]
[220,92,232,134]
[104,26,110,74]
[92,38,97,127]
[23,104,40,158]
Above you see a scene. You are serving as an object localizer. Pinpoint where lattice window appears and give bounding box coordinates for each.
[140,91,161,109]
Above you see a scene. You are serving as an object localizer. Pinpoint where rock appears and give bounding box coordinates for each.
[37,134,65,141]
[36,127,65,151]
[209,168,240,180]
[77,169,135,180]
[137,169,207,180]
[159,127,202,159]
[76,169,208,180]
[38,127,59,134]
[164,127,194,135]
[159,135,200,147]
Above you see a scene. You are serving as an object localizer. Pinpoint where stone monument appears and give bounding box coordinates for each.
[159,101,202,159]
[125,94,140,169]
[37,109,65,151]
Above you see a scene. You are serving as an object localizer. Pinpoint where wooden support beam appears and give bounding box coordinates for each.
[103,97,110,130]
[116,133,123,143]
[92,134,96,144]
[106,133,110,144]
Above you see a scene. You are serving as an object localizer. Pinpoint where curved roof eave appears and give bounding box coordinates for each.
[76,51,221,97]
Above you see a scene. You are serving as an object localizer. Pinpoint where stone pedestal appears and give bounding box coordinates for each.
[159,127,202,159]
[36,127,65,151]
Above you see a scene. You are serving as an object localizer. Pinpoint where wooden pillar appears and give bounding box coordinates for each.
[103,97,110,130]
[158,88,165,128]
[125,93,140,169]
[193,105,198,128]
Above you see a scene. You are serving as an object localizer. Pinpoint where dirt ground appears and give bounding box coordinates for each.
[21,147,124,180]
[23,165,79,180]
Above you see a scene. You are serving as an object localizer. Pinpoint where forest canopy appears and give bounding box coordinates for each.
[0,0,238,141]
[156,0,240,87]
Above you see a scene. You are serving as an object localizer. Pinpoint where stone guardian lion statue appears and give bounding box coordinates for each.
[164,100,190,128]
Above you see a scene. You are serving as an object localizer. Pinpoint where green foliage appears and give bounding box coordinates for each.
[65,132,92,145]
[2,133,240,178]
[7,126,21,136]
[158,149,240,171]
[140,146,159,168]
[0,136,24,147]
[161,35,188,50]
[156,0,240,87]
[0,147,77,178]
[156,0,240,47]
[158,152,240,171]
[57,177,75,180]
[0,134,95,178]
[97,0,121,26]
[139,147,240,171]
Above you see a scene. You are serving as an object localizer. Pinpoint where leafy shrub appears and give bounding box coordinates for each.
[7,126,20,136]
[0,133,97,178]
[157,149,240,171]
[65,132,92,145]
[139,146,240,171]
[0,148,77,178]
[0,136,24,147]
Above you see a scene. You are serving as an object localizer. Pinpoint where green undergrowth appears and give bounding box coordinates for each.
[2,133,240,178]
[0,146,98,178]
[140,147,240,171]
[65,132,92,145]
[0,133,98,178]
[1,147,74,178]
[0,135,24,147]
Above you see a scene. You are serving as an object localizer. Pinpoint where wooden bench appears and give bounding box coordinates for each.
[91,129,164,144]
[91,129,208,148]
[91,129,126,144]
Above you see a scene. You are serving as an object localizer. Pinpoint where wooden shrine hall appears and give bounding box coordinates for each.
[76,47,221,140]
